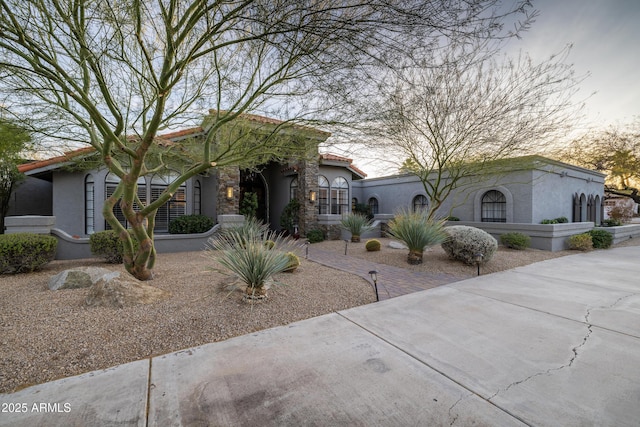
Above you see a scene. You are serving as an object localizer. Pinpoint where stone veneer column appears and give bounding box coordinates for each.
[297,157,319,236]
[216,167,240,216]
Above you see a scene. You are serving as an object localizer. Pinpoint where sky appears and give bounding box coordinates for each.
[507,0,640,128]
[350,0,640,177]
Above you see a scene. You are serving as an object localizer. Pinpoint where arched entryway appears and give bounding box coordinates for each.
[240,170,268,223]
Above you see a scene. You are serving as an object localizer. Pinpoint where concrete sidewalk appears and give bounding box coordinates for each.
[2,246,639,426]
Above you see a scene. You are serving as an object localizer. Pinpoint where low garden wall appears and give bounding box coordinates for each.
[451,221,595,251]
[593,224,640,245]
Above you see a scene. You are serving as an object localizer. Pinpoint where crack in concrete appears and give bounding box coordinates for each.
[448,396,464,426]
[490,308,594,401]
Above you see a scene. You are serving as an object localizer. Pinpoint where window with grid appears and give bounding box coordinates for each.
[318,175,329,214]
[194,180,201,215]
[481,190,507,222]
[368,197,379,215]
[331,177,349,214]
[85,174,95,234]
[413,195,428,212]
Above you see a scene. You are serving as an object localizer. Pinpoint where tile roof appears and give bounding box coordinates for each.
[18,146,96,173]
[320,153,367,178]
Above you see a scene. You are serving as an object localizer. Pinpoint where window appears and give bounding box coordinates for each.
[105,173,147,230]
[85,174,94,234]
[318,175,329,214]
[481,190,506,222]
[290,177,298,201]
[368,197,379,215]
[194,180,201,215]
[151,171,185,233]
[413,195,428,212]
[331,177,349,214]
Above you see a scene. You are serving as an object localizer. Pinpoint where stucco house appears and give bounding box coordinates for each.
[6,112,609,256]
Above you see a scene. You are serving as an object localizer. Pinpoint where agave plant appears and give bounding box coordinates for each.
[388,208,448,265]
[340,213,374,242]
[207,220,301,299]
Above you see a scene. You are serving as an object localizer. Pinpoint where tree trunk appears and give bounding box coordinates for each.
[351,235,361,243]
[407,250,423,265]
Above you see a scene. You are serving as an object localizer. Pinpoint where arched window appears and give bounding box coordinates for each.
[481,190,506,222]
[85,174,94,234]
[331,177,349,214]
[318,175,330,214]
[194,180,202,215]
[290,177,298,201]
[152,171,185,232]
[368,197,379,215]
[413,195,428,212]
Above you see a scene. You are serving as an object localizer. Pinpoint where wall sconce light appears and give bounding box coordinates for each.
[309,190,317,203]
[368,270,379,302]
[226,186,234,200]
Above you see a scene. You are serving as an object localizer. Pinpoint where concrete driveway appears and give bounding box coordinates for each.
[2,245,639,426]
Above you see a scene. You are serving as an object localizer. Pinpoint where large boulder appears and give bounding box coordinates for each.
[48,267,119,290]
[85,277,170,308]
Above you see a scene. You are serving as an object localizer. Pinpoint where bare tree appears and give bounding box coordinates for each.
[360,41,585,218]
[558,118,640,201]
[0,0,533,280]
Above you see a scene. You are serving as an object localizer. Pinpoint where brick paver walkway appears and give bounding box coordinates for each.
[307,246,468,301]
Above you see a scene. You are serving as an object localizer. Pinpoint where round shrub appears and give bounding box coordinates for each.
[306,229,324,243]
[500,232,531,250]
[588,229,613,249]
[567,233,593,251]
[0,233,57,274]
[90,230,140,263]
[168,215,214,234]
[441,226,498,265]
[365,239,381,252]
[283,252,300,272]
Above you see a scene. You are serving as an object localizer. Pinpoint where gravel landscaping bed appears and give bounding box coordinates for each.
[1,236,638,393]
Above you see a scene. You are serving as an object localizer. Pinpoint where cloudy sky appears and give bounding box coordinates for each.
[508,0,639,127]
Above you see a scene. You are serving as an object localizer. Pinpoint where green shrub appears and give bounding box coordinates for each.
[500,232,531,250]
[365,239,381,251]
[555,216,569,223]
[568,233,593,251]
[588,229,613,249]
[306,229,324,243]
[445,216,460,221]
[601,218,622,227]
[90,230,139,263]
[340,213,374,242]
[239,192,258,218]
[541,219,558,224]
[441,226,498,265]
[280,199,301,235]
[284,252,300,272]
[168,215,214,234]
[388,208,448,265]
[0,233,57,274]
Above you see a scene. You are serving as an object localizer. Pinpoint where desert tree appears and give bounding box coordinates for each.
[361,41,585,218]
[0,117,32,234]
[0,0,534,280]
[558,119,640,201]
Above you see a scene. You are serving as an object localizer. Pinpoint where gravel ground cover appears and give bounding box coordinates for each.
[1,236,638,393]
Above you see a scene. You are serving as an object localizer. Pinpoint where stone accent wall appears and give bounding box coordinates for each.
[216,167,240,216]
[297,158,320,236]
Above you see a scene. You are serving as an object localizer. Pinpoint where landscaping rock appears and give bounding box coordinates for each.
[85,277,170,308]
[48,267,119,290]
[388,241,408,249]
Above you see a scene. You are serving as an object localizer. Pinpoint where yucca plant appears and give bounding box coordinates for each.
[218,216,270,248]
[207,221,301,299]
[387,208,448,265]
[340,213,374,242]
